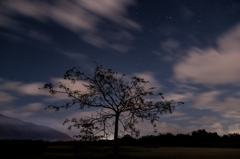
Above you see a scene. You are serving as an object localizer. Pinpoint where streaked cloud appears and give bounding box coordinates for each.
[160,111,186,118]
[178,123,226,135]
[138,122,181,135]
[19,103,45,112]
[133,72,162,91]
[228,124,240,134]
[0,80,48,96]
[1,102,45,118]
[0,91,17,102]
[164,92,193,102]
[139,121,226,135]
[0,78,89,101]
[189,90,240,119]
[0,0,140,52]
[160,38,180,53]
[170,116,193,121]
[190,116,227,124]
[174,23,240,85]
[28,31,51,42]
[58,51,87,61]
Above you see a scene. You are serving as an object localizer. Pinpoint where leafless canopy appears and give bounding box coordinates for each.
[41,63,184,141]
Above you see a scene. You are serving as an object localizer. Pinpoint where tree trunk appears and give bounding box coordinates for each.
[113,112,119,155]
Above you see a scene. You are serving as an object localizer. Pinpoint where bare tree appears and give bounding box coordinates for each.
[41,63,184,155]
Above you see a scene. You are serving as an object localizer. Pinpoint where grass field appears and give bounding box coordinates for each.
[120,146,240,159]
[2,146,240,159]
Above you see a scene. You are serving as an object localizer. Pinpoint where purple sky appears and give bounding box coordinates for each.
[1,0,240,138]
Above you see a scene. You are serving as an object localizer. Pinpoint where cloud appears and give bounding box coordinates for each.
[28,31,51,42]
[169,80,199,92]
[18,83,50,96]
[133,72,162,91]
[78,0,140,29]
[1,0,140,52]
[138,121,226,135]
[160,111,186,118]
[193,91,221,109]
[138,122,181,135]
[0,91,17,102]
[0,14,18,29]
[0,102,46,118]
[0,77,89,101]
[179,123,226,135]
[190,90,240,119]
[228,124,240,134]
[190,116,227,124]
[178,5,193,21]
[0,79,48,96]
[173,23,240,85]
[44,78,89,101]
[164,92,193,102]
[170,116,193,121]
[59,51,87,61]
[160,38,180,53]
[19,103,45,112]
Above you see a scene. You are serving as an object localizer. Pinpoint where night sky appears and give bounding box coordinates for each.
[1,0,240,138]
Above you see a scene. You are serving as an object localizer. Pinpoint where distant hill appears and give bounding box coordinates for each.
[0,114,74,141]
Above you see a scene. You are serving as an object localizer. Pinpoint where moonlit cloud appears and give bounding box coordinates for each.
[228,124,240,134]
[28,31,51,42]
[0,0,140,52]
[191,91,240,119]
[164,92,193,102]
[138,122,181,135]
[43,78,89,101]
[58,51,87,61]
[190,116,227,124]
[0,78,90,102]
[19,103,45,112]
[179,123,226,135]
[160,111,186,118]
[1,103,46,119]
[0,79,48,96]
[192,91,221,109]
[138,121,226,135]
[174,23,240,85]
[133,72,162,91]
[0,91,17,102]
[160,38,180,53]
[170,116,193,121]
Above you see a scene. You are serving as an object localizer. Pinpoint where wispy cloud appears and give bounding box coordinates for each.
[160,111,186,118]
[160,38,180,53]
[0,80,47,96]
[0,0,141,52]
[132,72,162,91]
[0,91,17,102]
[138,121,226,135]
[174,23,240,85]
[170,116,193,121]
[58,51,87,61]
[0,78,89,102]
[228,124,240,134]
[1,102,46,118]
[190,116,227,124]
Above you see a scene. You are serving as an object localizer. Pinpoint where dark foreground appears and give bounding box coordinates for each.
[1,145,240,159]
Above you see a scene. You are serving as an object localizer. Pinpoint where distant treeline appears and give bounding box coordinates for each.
[1,129,240,152]
[119,129,240,148]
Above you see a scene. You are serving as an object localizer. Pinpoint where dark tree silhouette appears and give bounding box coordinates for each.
[40,63,184,155]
